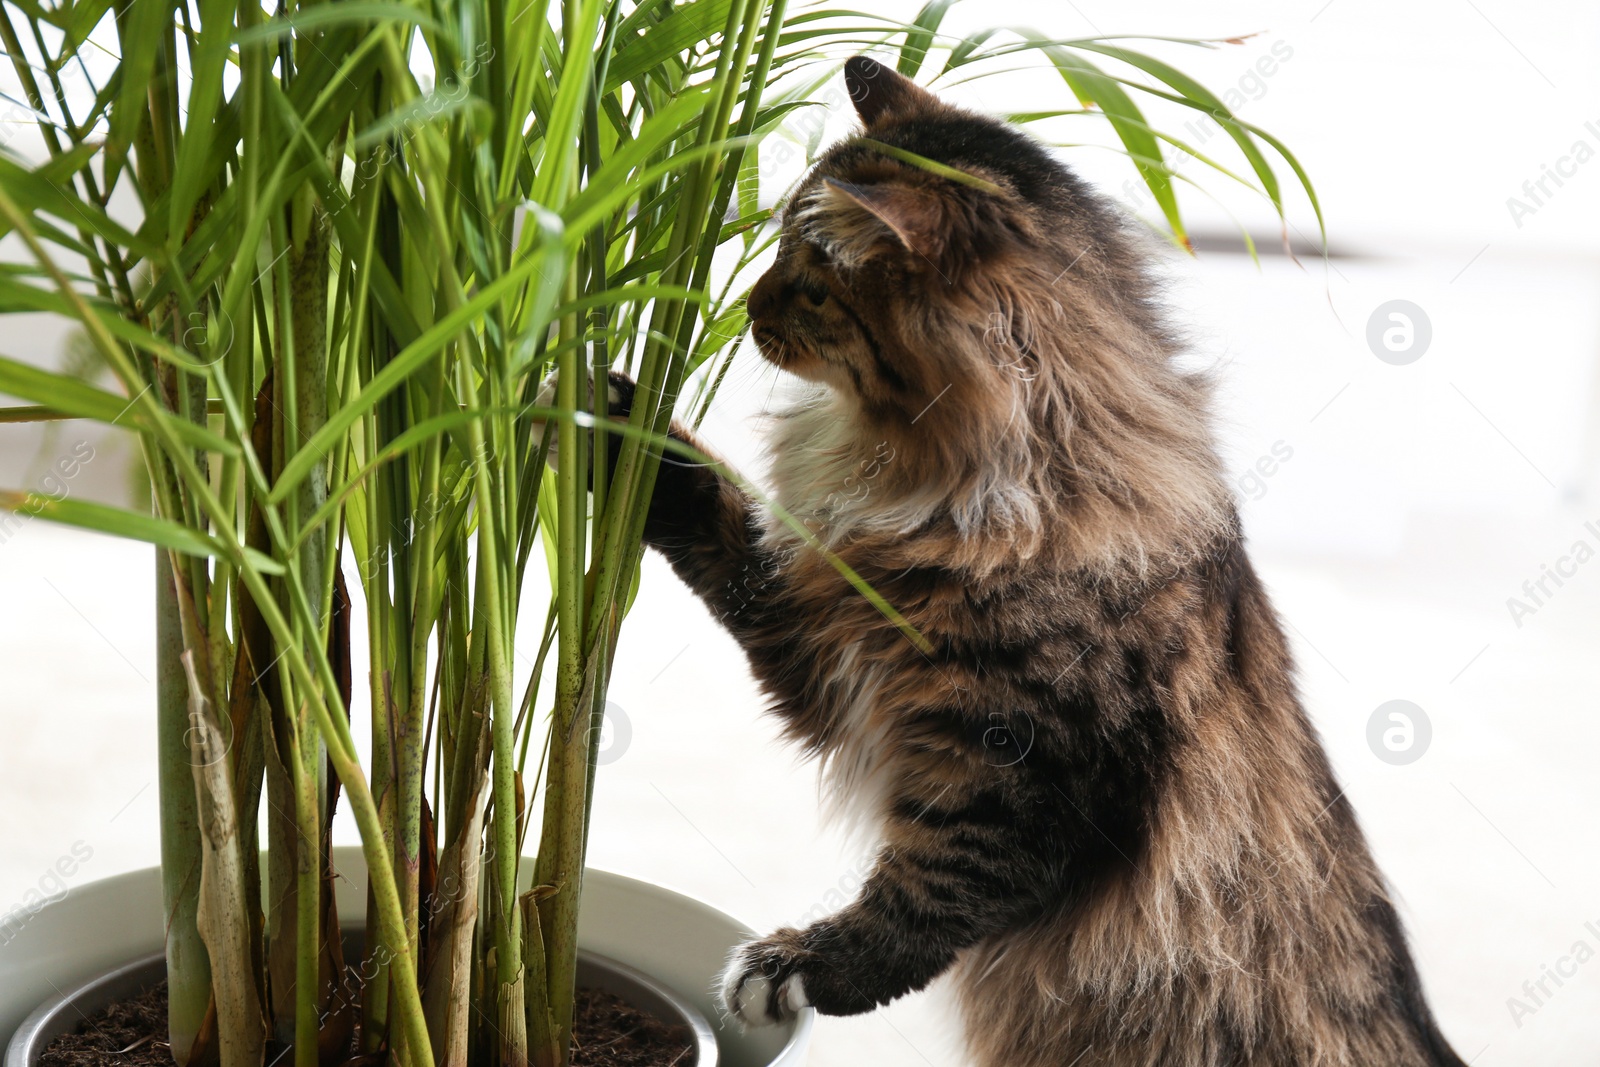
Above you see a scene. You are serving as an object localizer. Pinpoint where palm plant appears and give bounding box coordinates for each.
[0,1,1316,1065]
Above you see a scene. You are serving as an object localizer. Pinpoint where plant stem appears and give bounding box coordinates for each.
[183,650,267,1067]
[463,389,530,1066]
[156,545,214,1066]
[532,260,588,1067]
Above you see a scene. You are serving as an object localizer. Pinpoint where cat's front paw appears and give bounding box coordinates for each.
[718,931,812,1028]
[531,369,637,471]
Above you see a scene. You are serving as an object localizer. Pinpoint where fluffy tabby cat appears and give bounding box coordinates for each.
[586,55,1465,1067]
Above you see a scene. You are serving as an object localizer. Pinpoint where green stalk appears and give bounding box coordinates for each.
[531,265,587,1067]
[182,648,267,1067]
[371,162,414,1063]
[460,352,529,1066]
[353,137,399,1057]
[290,207,333,1067]
[583,0,764,643]
[264,680,304,1049]
[400,345,445,1023]
[520,890,558,1067]
[422,742,490,1066]
[118,2,220,1059]
[528,9,773,1065]
[155,545,214,1066]
[294,744,322,1067]
[0,179,438,1067]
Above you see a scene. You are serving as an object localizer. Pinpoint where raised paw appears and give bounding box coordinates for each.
[718,931,812,1028]
[531,368,637,470]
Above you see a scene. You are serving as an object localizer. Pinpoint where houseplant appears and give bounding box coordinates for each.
[0,0,1317,1062]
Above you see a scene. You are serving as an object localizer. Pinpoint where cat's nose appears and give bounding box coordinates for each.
[746,269,781,323]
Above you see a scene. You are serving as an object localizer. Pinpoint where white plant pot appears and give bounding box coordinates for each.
[0,846,812,1066]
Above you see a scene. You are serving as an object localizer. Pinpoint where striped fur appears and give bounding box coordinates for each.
[615,55,1464,1066]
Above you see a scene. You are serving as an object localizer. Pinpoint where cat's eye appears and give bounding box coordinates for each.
[793,278,828,306]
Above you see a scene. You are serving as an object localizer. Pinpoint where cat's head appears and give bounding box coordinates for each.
[746,55,1137,420]
[751,57,1218,568]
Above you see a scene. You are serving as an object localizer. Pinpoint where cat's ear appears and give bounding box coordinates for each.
[844,55,938,126]
[822,177,946,259]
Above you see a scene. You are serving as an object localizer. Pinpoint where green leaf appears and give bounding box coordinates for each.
[938,27,999,74]
[693,302,747,368]
[232,2,441,44]
[0,354,135,425]
[295,408,498,551]
[166,0,235,247]
[0,155,158,260]
[563,137,751,238]
[0,273,235,377]
[605,0,734,93]
[272,210,569,503]
[0,491,282,571]
[549,283,707,322]
[0,354,237,456]
[351,88,494,151]
[1036,40,1185,247]
[897,0,961,78]
[1072,42,1282,217]
[1231,117,1325,242]
[32,142,102,186]
[854,136,1001,192]
[66,0,117,49]
[107,0,173,175]
[560,87,712,230]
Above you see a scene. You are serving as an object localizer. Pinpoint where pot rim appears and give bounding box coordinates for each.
[2,857,812,1066]
[5,950,163,1067]
[6,946,721,1067]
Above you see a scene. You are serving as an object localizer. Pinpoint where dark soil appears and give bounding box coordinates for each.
[40,982,696,1067]
[570,987,695,1067]
[38,982,169,1067]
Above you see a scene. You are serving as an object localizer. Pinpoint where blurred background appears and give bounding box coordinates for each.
[4,0,1598,1062]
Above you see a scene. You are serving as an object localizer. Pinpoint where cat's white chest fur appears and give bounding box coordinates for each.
[815,640,896,836]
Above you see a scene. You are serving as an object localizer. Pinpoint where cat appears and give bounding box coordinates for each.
[588,54,1466,1067]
